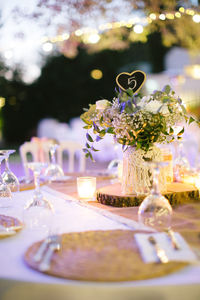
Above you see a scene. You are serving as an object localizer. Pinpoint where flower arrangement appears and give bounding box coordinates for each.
[81,85,197,161]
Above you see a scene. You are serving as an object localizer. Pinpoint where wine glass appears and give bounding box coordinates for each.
[1,150,20,192]
[173,141,190,182]
[0,154,12,208]
[23,162,54,231]
[138,161,172,231]
[44,144,64,181]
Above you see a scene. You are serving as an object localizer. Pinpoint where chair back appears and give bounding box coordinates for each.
[57,141,86,172]
[19,139,54,179]
[19,142,40,179]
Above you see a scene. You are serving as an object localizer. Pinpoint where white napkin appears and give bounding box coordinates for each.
[135,232,197,263]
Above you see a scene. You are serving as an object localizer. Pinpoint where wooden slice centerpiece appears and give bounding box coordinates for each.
[96,182,199,207]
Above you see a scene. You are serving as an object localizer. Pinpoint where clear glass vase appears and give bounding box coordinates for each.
[121,145,167,195]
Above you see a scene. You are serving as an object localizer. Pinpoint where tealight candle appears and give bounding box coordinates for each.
[77,177,96,200]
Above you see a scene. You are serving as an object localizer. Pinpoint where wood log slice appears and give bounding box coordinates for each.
[96,182,200,207]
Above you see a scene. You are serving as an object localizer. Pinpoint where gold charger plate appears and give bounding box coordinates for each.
[0,214,23,238]
[24,230,187,282]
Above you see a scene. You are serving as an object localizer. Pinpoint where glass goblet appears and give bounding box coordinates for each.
[44,144,64,181]
[24,162,54,231]
[1,150,20,192]
[173,138,190,182]
[0,154,12,209]
[138,161,172,231]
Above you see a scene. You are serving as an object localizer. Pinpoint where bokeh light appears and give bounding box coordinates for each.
[90,69,103,80]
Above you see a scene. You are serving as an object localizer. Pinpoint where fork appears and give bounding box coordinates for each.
[39,235,61,271]
[33,235,57,262]
[0,224,16,235]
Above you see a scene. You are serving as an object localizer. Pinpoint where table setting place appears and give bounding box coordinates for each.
[1,70,200,286]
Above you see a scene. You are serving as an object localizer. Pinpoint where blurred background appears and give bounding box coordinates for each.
[0,0,200,175]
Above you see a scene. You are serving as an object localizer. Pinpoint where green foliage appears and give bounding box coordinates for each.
[81,84,199,160]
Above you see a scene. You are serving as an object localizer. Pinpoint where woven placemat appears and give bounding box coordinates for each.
[24,230,187,282]
[0,214,23,238]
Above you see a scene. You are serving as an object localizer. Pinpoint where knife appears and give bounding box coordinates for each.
[166,228,180,250]
[148,236,169,263]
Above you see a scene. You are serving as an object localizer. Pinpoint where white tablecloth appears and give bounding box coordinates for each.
[0,187,200,300]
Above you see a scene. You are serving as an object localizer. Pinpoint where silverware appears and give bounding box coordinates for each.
[148,236,169,263]
[0,224,16,235]
[39,236,61,271]
[34,234,58,262]
[166,228,180,250]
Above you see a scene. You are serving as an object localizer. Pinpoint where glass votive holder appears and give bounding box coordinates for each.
[77,177,96,200]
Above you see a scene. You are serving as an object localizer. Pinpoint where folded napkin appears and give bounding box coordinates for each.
[135,232,197,263]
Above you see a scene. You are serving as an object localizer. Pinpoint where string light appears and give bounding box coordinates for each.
[166,13,175,20]
[179,7,185,13]
[193,14,200,23]
[0,98,5,109]
[175,12,181,18]
[159,14,166,20]
[83,33,100,44]
[42,42,53,52]
[41,7,200,49]
[90,69,103,79]
[149,13,157,20]
[133,24,144,34]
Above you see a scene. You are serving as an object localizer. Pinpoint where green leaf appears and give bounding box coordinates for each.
[126,88,133,97]
[180,105,187,114]
[86,133,94,142]
[106,127,114,134]
[99,116,104,125]
[86,143,90,148]
[85,151,95,161]
[169,127,174,135]
[177,127,184,136]
[168,105,173,113]
[83,125,92,129]
[91,146,99,152]
[164,85,171,94]
[82,118,92,125]
[162,97,170,103]
[136,142,141,150]
[83,148,88,153]
[99,129,106,137]
[189,116,195,124]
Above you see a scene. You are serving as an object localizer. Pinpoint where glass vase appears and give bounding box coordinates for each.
[121,145,167,195]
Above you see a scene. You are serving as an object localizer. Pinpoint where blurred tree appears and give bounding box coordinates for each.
[11,0,200,58]
[1,34,168,144]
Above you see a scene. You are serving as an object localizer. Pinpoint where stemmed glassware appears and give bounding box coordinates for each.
[1,150,20,192]
[172,125,190,181]
[173,141,190,182]
[138,161,172,231]
[23,162,54,230]
[44,144,64,181]
[0,154,12,208]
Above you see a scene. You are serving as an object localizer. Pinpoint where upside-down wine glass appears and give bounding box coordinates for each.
[173,125,190,182]
[0,154,12,208]
[44,144,64,181]
[138,161,172,231]
[1,150,20,192]
[23,162,54,230]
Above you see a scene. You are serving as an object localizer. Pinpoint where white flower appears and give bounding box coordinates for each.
[144,100,169,115]
[96,99,110,110]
